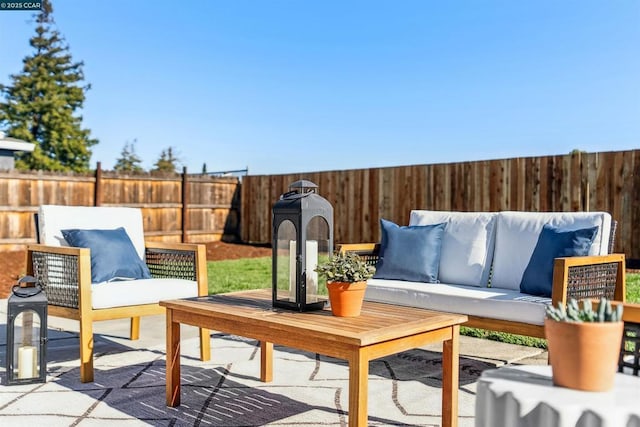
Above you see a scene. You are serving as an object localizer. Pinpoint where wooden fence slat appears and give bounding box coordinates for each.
[238,150,640,261]
[2,150,639,261]
[0,172,240,250]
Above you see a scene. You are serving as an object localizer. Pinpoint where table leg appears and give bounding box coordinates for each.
[441,325,460,427]
[348,349,369,427]
[260,341,273,382]
[165,308,181,407]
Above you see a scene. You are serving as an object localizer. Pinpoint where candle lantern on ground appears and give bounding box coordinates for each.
[6,276,47,385]
[272,180,333,311]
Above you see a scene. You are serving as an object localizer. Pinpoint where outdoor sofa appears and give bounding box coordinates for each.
[341,210,626,338]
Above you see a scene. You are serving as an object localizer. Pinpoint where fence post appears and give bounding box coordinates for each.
[182,166,189,243]
[94,162,102,206]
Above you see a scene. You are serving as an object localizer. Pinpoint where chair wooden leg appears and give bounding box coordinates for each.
[199,328,211,361]
[79,316,94,383]
[130,317,140,340]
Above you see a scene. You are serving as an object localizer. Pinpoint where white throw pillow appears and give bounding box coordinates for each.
[491,211,612,291]
[409,210,497,287]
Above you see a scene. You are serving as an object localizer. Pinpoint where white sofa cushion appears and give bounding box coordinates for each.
[38,205,147,260]
[365,278,550,326]
[409,210,497,287]
[91,278,198,309]
[491,211,612,290]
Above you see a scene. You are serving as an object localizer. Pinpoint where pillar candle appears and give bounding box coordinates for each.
[289,241,297,302]
[289,240,319,303]
[306,240,318,302]
[18,345,38,379]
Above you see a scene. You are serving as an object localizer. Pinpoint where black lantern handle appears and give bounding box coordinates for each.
[12,276,43,298]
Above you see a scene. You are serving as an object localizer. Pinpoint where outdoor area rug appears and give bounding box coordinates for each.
[0,330,493,426]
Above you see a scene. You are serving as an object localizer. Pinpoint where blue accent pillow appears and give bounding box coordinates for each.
[373,218,446,283]
[61,227,152,284]
[520,224,598,297]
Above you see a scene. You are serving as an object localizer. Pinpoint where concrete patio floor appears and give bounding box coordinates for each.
[0,298,548,426]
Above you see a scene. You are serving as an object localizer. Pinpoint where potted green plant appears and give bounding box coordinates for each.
[315,251,376,317]
[545,297,624,391]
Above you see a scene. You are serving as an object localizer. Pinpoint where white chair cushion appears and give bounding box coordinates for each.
[91,278,198,309]
[491,211,612,290]
[38,205,147,260]
[409,210,497,287]
[365,278,550,326]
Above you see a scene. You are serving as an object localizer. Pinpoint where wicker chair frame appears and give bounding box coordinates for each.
[27,240,211,383]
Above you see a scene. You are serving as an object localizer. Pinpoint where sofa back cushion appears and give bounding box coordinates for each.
[491,211,612,290]
[38,205,147,260]
[409,210,497,287]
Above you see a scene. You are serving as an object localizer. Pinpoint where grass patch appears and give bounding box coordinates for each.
[207,257,271,294]
[460,327,548,349]
[206,257,640,348]
[626,273,640,303]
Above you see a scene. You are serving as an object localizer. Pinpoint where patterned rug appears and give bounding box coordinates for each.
[0,331,494,426]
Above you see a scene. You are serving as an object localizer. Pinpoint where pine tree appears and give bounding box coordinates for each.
[114,139,144,173]
[0,0,97,172]
[152,147,180,173]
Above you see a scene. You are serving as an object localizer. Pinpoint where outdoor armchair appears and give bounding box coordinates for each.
[26,205,211,383]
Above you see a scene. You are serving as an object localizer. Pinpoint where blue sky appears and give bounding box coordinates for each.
[1,1,638,175]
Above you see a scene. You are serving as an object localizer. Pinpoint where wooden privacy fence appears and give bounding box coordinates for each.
[241,149,640,261]
[0,164,241,251]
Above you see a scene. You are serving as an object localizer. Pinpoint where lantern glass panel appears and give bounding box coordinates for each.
[275,220,297,303]
[305,216,331,304]
[11,310,41,380]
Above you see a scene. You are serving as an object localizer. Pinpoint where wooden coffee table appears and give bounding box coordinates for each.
[160,289,467,427]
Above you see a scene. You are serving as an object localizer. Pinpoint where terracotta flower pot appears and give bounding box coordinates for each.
[326,281,367,317]
[544,318,623,391]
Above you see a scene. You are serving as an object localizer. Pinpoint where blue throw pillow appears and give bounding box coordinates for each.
[373,218,446,283]
[520,224,598,297]
[61,227,152,284]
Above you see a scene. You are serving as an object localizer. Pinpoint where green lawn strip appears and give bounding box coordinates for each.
[460,327,548,349]
[207,258,640,348]
[207,257,272,294]
[626,273,640,303]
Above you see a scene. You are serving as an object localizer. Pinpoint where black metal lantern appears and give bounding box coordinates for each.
[6,276,47,385]
[272,180,333,311]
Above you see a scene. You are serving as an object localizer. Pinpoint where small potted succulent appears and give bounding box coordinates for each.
[545,297,624,391]
[315,251,376,317]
